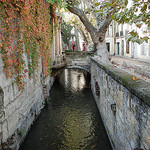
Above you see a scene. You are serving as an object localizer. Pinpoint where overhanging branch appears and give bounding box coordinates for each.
[67,5,97,36]
[100,14,112,34]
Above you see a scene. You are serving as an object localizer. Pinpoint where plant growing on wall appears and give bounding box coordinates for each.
[0,0,58,90]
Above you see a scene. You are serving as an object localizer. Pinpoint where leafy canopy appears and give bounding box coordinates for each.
[61,20,73,45]
[94,0,150,44]
[65,0,149,44]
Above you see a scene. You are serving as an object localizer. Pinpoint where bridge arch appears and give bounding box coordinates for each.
[66,65,90,73]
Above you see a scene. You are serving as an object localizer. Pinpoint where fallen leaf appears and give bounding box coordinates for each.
[132,76,139,80]
[92,145,96,148]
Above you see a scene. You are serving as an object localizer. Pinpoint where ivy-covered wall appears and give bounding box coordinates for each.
[0,0,57,89]
[0,0,58,149]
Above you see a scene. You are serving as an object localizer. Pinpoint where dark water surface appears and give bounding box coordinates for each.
[19,69,112,150]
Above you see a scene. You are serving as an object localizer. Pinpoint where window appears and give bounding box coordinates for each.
[122,40,124,55]
[117,42,120,55]
[126,41,129,54]
[106,43,110,52]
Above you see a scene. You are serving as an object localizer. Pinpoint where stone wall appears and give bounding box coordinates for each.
[63,51,94,73]
[91,57,150,150]
[0,55,54,150]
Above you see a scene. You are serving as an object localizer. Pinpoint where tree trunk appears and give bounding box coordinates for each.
[96,40,110,62]
[67,5,112,62]
[75,29,81,51]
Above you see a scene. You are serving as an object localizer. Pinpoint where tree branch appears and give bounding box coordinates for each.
[99,13,112,34]
[67,5,98,37]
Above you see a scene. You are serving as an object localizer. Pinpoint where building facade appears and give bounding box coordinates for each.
[105,0,150,60]
[106,21,150,60]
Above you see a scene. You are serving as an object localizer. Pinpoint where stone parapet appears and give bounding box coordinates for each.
[91,57,150,106]
[63,51,94,73]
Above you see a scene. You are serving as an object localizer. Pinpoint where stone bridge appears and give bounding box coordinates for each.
[63,51,94,73]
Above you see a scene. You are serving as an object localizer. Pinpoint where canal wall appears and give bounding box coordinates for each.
[0,57,54,150]
[91,57,150,150]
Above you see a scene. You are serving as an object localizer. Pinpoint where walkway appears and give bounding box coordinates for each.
[111,56,150,83]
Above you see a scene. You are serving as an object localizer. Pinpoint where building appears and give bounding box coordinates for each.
[105,0,150,60]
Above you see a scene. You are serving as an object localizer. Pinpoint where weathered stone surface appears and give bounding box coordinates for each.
[123,61,133,68]
[91,58,150,150]
[91,57,150,106]
[1,120,9,143]
[0,57,54,150]
[143,69,150,78]
[63,51,94,73]
[134,65,150,78]
[134,65,145,75]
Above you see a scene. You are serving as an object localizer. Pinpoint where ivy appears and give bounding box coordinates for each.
[94,0,150,44]
[0,0,57,90]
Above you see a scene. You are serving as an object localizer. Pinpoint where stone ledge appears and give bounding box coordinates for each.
[91,57,150,107]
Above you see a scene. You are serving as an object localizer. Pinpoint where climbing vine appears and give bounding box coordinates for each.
[0,0,57,90]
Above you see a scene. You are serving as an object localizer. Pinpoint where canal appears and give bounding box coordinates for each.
[19,69,112,150]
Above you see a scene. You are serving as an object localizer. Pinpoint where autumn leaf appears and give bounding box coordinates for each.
[132,76,139,80]
[92,145,96,148]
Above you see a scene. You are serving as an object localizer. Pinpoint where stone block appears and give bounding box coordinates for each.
[7,111,19,137]
[2,120,9,143]
[145,136,150,146]
[0,124,2,133]
[130,139,136,149]
[134,65,145,75]
[143,69,150,78]
[4,102,17,119]
[122,61,133,68]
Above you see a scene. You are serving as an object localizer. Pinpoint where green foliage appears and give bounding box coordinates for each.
[61,20,73,45]
[46,0,66,8]
[0,0,55,90]
[18,128,24,136]
[94,0,150,44]
[126,30,149,44]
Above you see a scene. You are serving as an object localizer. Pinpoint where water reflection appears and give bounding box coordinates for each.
[60,69,86,92]
[19,69,112,150]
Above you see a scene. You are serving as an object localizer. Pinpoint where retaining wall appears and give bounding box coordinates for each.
[91,57,150,150]
[0,55,54,150]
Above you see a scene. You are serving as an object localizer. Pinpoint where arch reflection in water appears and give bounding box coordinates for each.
[19,69,112,150]
[59,69,86,93]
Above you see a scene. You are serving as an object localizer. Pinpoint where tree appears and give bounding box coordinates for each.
[64,13,93,51]
[65,0,149,62]
[61,20,73,48]
[65,0,114,62]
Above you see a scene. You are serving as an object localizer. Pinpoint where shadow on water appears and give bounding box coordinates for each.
[19,69,112,150]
